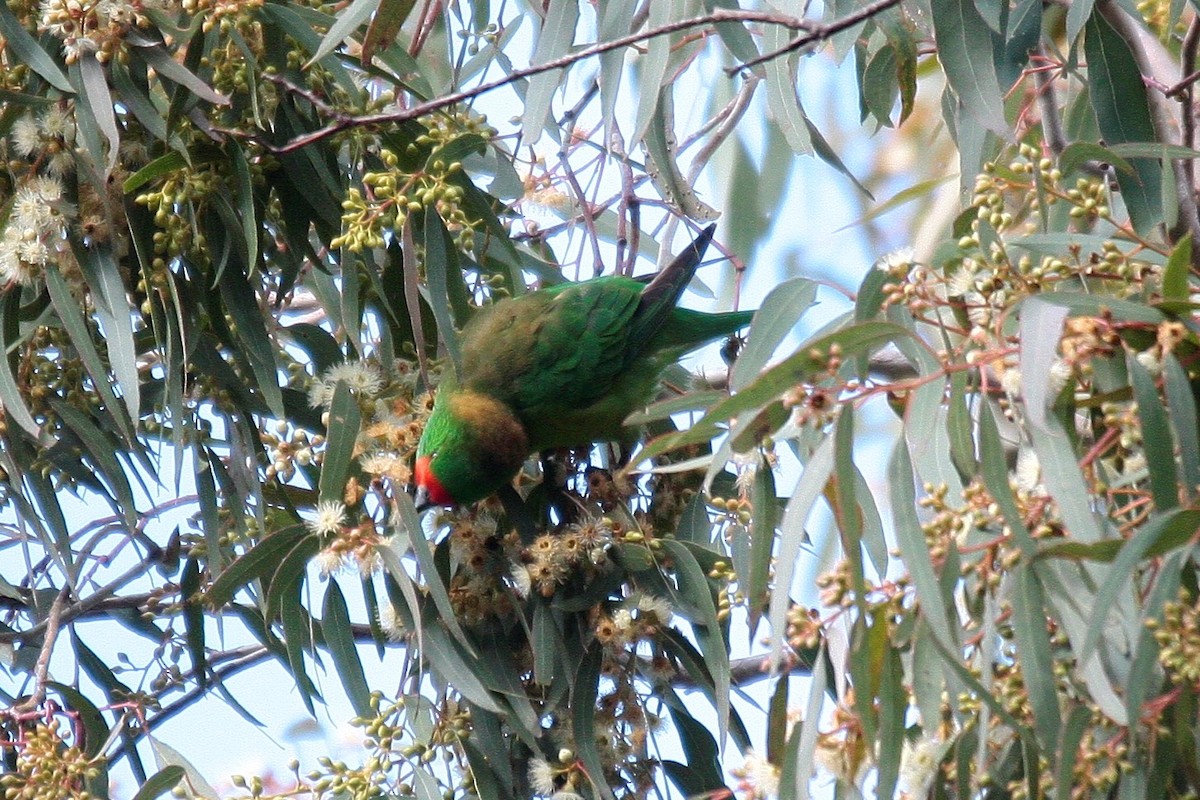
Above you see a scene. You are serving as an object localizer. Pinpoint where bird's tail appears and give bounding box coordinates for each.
[635,224,718,319]
[656,307,755,351]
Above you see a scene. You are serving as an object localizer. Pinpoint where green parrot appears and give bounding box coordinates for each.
[413,224,753,508]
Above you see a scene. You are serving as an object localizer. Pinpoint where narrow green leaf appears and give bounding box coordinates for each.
[890,439,958,650]
[77,52,119,175]
[637,322,912,462]
[763,23,812,153]
[419,623,503,713]
[572,644,615,800]
[660,540,729,748]
[318,381,359,503]
[1129,354,1178,510]
[1084,510,1200,662]
[1162,234,1192,301]
[129,767,185,800]
[393,492,476,652]
[218,259,284,417]
[149,737,221,800]
[931,0,1010,135]
[643,87,719,220]
[206,528,309,608]
[745,457,777,632]
[837,176,955,231]
[598,0,638,133]
[1012,564,1061,746]
[422,211,464,372]
[46,264,135,443]
[131,39,229,105]
[1109,142,1200,159]
[77,244,140,428]
[0,3,73,92]
[532,601,557,685]
[1164,354,1200,495]
[732,277,817,391]
[521,0,579,144]
[1084,12,1163,233]
[1066,0,1096,44]
[1053,706,1092,800]
[50,400,137,525]
[308,0,378,66]
[45,682,107,758]
[123,151,188,194]
[230,145,259,273]
[322,580,372,717]
[181,556,208,687]
[0,291,42,439]
[1058,142,1134,177]
[361,0,417,63]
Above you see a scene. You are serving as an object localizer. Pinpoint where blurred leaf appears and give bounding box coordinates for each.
[732,277,817,391]
[322,580,372,717]
[0,291,41,439]
[77,52,119,176]
[309,0,378,66]
[763,24,812,154]
[181,557,208,688]
[1083,509,1200,660]
[129,767,186,800]
[362,0,417,63]
[643,87,719,220]
[598,0,638,133]
[1129,353,1178,510]
[631,0,673,148]
[639,322,913,462]
[149,737,220,800]
[318,382,360,504]
[931,0,1009,136]
[1084,12,1163,234]
[1162,233,1192,301]
[207,528,310,608]
[0,4,72,92]
[1164,354,1200,496]
[522,0,578,144]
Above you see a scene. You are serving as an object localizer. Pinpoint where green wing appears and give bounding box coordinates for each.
[460,276,645,419]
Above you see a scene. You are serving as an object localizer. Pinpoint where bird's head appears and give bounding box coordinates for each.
[414,388,530,509]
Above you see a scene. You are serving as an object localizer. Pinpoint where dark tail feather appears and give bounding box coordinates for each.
[636,224,718,320]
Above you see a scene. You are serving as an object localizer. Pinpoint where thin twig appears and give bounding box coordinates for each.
[1179,17,1200,195]
[15,587,68,712]
[725,0,905,74]
[225,9,814,154]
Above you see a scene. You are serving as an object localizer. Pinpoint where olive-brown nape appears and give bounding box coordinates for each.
[448,390,530,477]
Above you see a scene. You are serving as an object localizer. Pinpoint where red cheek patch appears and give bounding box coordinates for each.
[415,455,455,506]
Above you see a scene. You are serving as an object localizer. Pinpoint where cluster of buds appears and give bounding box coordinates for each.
[38,0,156,63]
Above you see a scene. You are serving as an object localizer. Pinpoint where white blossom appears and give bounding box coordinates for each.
[528,758,557,795]
[306,500,346,536]
[899,735,942,798]
[10,115,41,157]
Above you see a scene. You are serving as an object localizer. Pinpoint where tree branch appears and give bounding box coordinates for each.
[224,9,816,154]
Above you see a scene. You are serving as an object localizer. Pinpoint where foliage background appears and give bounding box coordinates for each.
[1,0,1200,798]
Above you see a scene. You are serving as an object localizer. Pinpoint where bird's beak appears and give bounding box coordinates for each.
[413,485,433,513]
